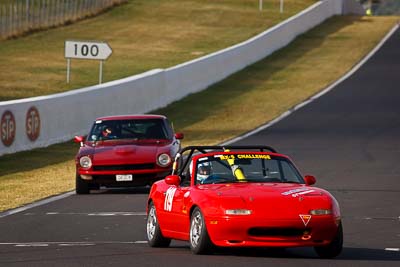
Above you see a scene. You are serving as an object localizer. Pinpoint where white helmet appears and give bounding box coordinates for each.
[196,161,211,183]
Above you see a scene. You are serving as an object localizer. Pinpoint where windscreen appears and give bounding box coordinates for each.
[194,153,304,185]
[87,119,169,141]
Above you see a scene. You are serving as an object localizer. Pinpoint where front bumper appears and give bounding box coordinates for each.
[205,215,340,248]
[77,167,170,186]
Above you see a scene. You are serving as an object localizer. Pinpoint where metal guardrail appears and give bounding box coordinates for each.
[0,0,127,40]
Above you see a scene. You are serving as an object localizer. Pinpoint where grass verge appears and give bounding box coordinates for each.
[0,15,399,212]
[0,0,316,101]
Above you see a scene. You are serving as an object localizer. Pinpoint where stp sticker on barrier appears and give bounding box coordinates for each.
[1,110,16,147]
[26,106,41,142]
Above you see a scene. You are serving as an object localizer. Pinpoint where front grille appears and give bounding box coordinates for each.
[248,227,310,237]
[93,163,154,171]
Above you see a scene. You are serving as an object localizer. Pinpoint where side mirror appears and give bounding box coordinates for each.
[165,175,181,186]
[175,133,184,140]
[74,136,85,143]
[304,175,316,186]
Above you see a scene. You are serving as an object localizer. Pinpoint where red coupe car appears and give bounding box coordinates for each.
[74,114,183,194]
[146,146,342,258]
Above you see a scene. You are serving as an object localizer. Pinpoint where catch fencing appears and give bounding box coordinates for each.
[0,0,127,40]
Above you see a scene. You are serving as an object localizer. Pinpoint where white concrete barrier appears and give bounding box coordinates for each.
[0,0,343,156]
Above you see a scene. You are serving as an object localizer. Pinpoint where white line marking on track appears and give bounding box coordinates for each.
[0,241,147,247]
[58,243,95,247]
[0,192,75,218]
[15,243,49,247]
[24,211,147,216]
[363,216,399,221]
[87,212,146,216]
[385,248,400,252]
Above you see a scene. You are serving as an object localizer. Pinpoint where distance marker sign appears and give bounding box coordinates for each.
[65,40,112,60]
[65,40,112,84]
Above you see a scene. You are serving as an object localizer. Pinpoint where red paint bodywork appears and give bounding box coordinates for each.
[148,149,341,248]
[75,115,183,188]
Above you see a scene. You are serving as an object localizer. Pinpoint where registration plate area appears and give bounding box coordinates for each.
[116,174,133,181]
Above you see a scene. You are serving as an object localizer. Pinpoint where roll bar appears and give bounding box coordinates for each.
[179,145,277,155]
[172,145,277,175]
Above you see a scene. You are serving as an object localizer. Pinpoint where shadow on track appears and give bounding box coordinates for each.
[165,245,400,261]
[233,247,400,261]
[339,247,400,261]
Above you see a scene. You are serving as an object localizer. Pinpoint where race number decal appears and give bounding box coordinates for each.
[164,187,177,212]
[1,110,16,147]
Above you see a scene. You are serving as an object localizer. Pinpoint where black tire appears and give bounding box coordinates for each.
[314,222,343,258]
[146,202,171,247]
[75,174,90,194]
[189,207,213,254]
[90,183,100,190]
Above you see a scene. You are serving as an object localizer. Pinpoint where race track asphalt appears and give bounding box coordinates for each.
[1,27,400,267]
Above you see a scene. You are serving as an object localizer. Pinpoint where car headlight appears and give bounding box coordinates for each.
[79,156,92,169]
[310,209,332,215]
[157,153,171,167]
[225,209,252,215]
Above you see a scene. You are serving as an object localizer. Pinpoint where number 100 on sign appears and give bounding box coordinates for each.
[65,41,112,60]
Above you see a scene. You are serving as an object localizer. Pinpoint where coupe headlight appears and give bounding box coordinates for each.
[310,209,332,215]
[157,153,171,167]
[225,209,252,215]
[79,156,92,169]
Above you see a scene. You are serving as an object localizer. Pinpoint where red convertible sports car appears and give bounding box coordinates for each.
[146,146,342,258]
[74,114,183,194]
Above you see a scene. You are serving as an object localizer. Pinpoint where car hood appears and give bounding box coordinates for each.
[197,183,332,219]
[86,141,171,165]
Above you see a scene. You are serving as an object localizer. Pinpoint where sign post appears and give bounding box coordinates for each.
[99,61,104,84]
[66,58,71,83]
[65,40,112,84]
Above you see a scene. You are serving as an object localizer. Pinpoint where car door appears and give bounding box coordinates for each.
[161,184,190,237]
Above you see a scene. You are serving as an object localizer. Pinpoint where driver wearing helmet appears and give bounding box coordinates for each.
[101,126,117,139]
[189,160,212,184]
[197,162,212,184]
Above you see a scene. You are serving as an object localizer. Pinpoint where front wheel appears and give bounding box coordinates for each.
[75,174,90,194]
[314,222,343,258]
[190,207,213,254]
[146,202,171,247]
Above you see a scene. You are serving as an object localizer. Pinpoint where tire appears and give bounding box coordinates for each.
[75,174,90,194]
[314,222,343,258]
[90,183,100,190]
[146,202,171,247]
[190,207,213,254]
